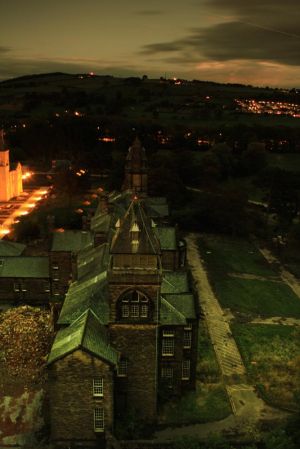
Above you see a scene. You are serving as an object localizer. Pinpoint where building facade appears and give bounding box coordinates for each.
[0,130,23,202]
[47,140,198,447]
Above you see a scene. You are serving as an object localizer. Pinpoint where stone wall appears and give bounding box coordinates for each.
[48,350,114,446]
[110,324,158,421]
[0,277,50,305]
[108,282,161,323]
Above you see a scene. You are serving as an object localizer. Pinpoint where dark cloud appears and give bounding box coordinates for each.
[141,0,300,68]
[0,46,11,54]
[141,42,182,54]
[207,0,300,34]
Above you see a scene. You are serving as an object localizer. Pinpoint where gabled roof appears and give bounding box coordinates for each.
[160,297,186,325]
[0,240,26,256]
[161,271,189,295]
[0,256,49,278]
[58,272,109,326]
[77,243,109,281]
[51,230,93,253]
[90,212,112,233]
[48,309,119,365]
[162,293,196,320]
[155,227,177,251]
[111,200,160,255]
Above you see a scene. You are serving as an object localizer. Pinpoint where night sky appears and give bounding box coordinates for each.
[1,0,300,87]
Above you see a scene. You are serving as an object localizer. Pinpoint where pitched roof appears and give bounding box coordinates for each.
[51,230,93,253]
[155,227,177,251]
[58,272,109,326]
[161,271,189,295]
[160,297,186,325]
[48,309,118,365]
[110,200,160,255]
[90,212,112,233]
[162,293,196,320]
[77,243,109,281]
[0,240,26,256]
[0,256,49,278]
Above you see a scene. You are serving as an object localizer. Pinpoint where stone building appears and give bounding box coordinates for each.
[47,140,198,447]
[0,130,23,202]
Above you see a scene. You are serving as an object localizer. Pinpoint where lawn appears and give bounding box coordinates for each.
[197,318,220,382]
[213,277,300,318]
[231,323,300,410]
[198,235,277,278]
[159,382,231,426]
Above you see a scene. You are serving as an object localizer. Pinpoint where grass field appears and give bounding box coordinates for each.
[198,235,300,317]
[213,277,300,318]
[159,382,231,426]
[198,235,277,278]
[232,324,300,410]
[197,319,220,382]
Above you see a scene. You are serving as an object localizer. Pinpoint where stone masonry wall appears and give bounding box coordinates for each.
[109,324,158,421]
[48,350,114,445]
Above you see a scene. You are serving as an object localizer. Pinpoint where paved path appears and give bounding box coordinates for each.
[153,234,288,442]
[259,247,300,298]
[185,234,270,418]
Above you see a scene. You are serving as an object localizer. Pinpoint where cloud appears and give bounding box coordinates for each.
[0,46,11,54]
[140,2,300,68]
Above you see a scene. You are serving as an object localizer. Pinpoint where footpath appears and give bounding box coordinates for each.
[153,234,288,443]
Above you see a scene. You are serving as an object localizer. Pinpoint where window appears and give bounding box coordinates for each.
[119,290,150,319]
[161,366,173,378]
[94,408,104,432]
[140,304,148,318]
[21,287,27,292]
[93,378,103,397]
[122,304,129,318]
[130,304,139,317]
[117,359,128,377]
[182,360,191,380]
[52,265,59,270]
[162,337,175,356]
[13,283,20,292]
[183,330,192,349]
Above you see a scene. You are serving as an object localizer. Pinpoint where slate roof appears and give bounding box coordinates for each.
[111,200,160,255]
[0,256,49,278]
[51,230,93,253]
[48,309,119,365]
[0,240,26,256]
[58,272,109,326]
[155,227,177,251]
[162,293,196,320]
[161,271,189,294]
[90,212,112,233]
[77,243,109,281]
[160,297,186,325]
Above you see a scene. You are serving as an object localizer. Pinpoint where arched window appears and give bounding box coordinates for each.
[119,290,151,320]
